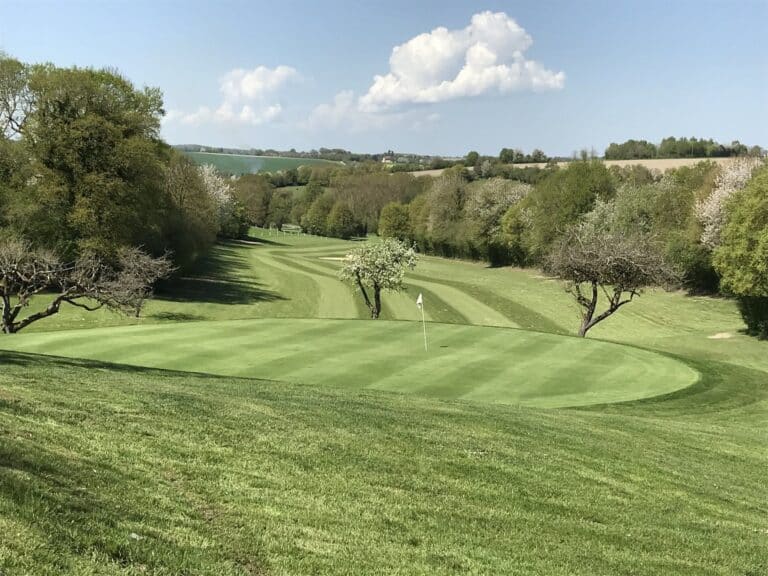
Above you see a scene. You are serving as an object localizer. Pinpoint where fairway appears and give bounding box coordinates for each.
[0,318,698,408]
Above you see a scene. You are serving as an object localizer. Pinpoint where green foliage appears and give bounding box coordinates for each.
[713,166,768,327]
[0,57,188,262]
[378,202,411,241]
[325,201,357,239]
[605,137,754,160]
[332,171,425,233]
[267,189,294,230]
[735,296,768,339]
[232,174,273,226]
[162,154,218,268]
[302,192,335,235]
[526,159,615,259]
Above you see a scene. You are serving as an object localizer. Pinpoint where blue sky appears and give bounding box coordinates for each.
[3,0,766,156]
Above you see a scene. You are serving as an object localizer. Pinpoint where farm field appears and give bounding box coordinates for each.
[1,231,767,575]
[410,157,738,177]
[183,151,339,175]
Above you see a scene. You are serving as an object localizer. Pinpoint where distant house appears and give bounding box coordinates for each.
[381,156,394,164]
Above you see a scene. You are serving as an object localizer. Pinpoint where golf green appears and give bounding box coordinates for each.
[0,318,698,408]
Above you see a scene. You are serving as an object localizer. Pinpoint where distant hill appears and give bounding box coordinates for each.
[181,151,340,175]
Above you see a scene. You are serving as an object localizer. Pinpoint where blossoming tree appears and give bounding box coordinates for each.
[339,239,417,319]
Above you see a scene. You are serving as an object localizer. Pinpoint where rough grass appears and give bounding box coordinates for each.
[0,352,766,576]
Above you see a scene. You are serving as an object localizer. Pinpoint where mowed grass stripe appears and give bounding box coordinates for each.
[0,319,700,408]
[254,253,357,318]
[405,277,517,328]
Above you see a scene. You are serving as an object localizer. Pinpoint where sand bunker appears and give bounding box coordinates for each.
[708,332,733,339]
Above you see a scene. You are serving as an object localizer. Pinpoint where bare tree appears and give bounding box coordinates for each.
[545,225,678,337]
[0,238,174,333]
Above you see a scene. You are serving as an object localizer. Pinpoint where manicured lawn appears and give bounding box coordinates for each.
[0,319,698,408]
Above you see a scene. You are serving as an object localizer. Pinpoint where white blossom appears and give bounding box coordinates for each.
[696,158,763,249]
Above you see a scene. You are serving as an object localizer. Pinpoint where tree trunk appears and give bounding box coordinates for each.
[577,282,599,337]
[577,283,635,337]
[372,285,382,319]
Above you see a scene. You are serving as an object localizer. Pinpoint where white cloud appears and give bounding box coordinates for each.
[306,12,563,132]
[220,65,297,101]
[165,65,298,127]
[359,11,564,113]
[306,90,409,133]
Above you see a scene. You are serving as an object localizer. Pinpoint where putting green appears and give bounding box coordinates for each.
[0,319,698,408]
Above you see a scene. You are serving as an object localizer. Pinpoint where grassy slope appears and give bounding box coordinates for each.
[0,353,765,575]
[2,230,767,575]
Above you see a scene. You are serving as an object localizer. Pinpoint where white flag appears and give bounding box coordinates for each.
[416,293,423,309]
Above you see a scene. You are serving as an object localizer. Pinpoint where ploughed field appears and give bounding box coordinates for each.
[1,230,766,575]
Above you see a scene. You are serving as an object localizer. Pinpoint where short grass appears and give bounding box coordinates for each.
[0,319,698,408]
[2,229,767,575]
[183,152,338,175]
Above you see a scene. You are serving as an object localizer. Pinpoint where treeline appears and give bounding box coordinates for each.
[375,158,768,336]
[605,137,764,160]
[174,144,452,167]
[232,170,429,239]
[0,55,248,270]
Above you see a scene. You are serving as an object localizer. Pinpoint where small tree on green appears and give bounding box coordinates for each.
[339,239,417,319]
[545,203,678,337]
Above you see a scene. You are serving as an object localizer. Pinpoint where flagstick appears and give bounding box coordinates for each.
[420,301,428,352]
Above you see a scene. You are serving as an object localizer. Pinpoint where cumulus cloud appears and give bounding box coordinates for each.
[359,11,564,112]
[165,65,298,127]
[308,11,564,130]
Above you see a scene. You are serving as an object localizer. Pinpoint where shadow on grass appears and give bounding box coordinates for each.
[156,242,286,305]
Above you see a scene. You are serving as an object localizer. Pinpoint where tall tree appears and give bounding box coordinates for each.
[10,63,166,258]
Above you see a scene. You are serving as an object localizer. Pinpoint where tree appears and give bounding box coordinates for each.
[0,54,32,138]
[527,159,615,260]
[378,202,411,241]
[232,174,273,226]
[199,164,248,238]
[5,61,167,259]
[162,154,218,267]
[0,237,173,333]
[713,165,768,338]
[465,151,480,166]
[326,201,357,239]
[545,209,678,337]
[302,193,335,235]
[696,158,762,249]
[339,239,417,319]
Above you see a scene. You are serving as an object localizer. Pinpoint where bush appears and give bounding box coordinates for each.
[735,296,768,339]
